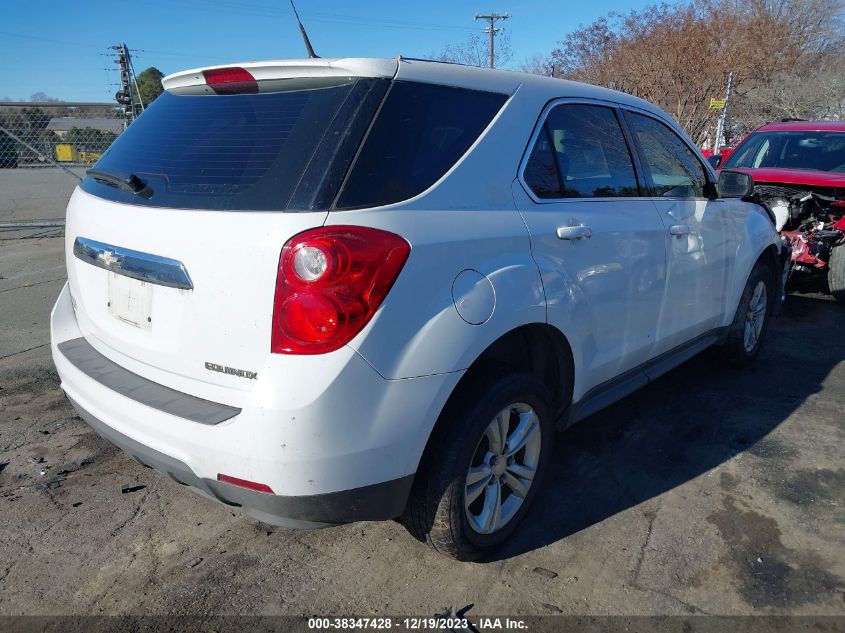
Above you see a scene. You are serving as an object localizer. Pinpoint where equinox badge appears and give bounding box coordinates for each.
[204,362,258,380]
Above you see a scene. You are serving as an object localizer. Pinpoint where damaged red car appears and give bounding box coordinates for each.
[710,120,845,302]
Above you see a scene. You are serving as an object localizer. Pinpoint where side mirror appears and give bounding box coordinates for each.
[706,154,723,169]
[718,169,755,198]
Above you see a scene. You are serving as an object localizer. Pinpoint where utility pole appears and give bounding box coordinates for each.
[714,71,734,151]
[474,12,510,69]
[111,43,142,126]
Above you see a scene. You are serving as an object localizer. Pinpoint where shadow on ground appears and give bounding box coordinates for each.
[495,293,844,562]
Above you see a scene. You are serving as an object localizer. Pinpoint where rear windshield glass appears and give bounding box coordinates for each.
[335,81,508,209]
[81,78,387,211]
[81,78,507,212]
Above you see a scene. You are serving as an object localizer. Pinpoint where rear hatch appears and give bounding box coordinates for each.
[65,59,396,397]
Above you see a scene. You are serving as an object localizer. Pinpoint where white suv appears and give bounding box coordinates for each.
[51,58,786,560]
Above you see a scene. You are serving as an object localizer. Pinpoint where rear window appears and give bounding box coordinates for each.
[81,78,388,211]
[82,78,507,212]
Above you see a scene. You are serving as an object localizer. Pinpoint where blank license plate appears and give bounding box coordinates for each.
[108,273,152,331]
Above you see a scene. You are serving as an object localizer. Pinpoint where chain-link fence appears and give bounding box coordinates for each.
[0,102,125,169]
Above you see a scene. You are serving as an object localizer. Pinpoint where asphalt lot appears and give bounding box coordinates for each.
[0,168,843,618]
[0,167,83,223]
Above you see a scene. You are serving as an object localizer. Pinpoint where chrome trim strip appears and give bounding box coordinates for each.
[59,337,240,425]
[73,237,194,290]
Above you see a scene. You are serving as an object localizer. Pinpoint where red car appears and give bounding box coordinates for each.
[701,145,737,162]
[710,120,845,302]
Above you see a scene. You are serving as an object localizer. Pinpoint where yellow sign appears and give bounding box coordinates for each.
[709,98,726,109]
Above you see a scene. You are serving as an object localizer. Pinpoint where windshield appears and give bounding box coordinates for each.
[723,130,845,173]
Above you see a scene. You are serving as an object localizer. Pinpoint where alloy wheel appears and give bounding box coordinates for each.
[743,280,767,352]
[464,402,542,535]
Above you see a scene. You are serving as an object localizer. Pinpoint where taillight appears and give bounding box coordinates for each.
[202,67,258,95]
[271,226,410,355]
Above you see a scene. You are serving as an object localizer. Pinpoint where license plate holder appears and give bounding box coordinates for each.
[108,273,153,331]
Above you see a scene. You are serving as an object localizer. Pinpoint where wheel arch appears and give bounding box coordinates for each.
[750,243,782,311]
[727,216,783,324]
[758,243,780,276]
[408,323,575,489]
[459,323,575,425]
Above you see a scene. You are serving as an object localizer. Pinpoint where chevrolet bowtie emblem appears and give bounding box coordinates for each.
[97,250,120,268]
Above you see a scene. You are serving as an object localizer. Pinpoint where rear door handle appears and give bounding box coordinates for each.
[669,224,690,236]
[556,225,592,240]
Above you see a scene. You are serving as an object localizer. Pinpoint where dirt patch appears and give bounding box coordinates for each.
[778,468,845,507]
[719,472,741,493]
[707,496,843,609]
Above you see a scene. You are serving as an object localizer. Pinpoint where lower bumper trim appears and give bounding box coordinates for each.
[67,395,414,527]
[58,337,240,425]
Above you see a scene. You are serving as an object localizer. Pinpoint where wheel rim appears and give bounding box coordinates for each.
[743,280,767,353]
[464,402,541,535]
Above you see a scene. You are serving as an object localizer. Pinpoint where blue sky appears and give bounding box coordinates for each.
[1,0,673,102]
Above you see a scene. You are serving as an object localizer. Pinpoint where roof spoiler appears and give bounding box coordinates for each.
[161,59,398,93]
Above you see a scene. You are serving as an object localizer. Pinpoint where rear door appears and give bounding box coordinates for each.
[513,100,667,390]
[623,110,737,353]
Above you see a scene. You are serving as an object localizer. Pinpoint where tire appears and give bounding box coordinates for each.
[828,243,845,303]
[715,260,775,365]
[402,370,555,561]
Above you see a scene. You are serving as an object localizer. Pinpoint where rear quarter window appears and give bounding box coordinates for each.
[334,81,507,209]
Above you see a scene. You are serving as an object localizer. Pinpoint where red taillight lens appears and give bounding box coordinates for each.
[271,226,411,355]
[202,67,258,94]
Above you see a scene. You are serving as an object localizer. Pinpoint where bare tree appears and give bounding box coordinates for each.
[518,54,555,76]
[541,0,844,143]
[29,92,61,103]
[738,0,845,128]
[431,31,513,68]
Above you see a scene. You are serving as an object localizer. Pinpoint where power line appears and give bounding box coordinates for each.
[474,12,511,69]
[303,11,475,32]
[131,0,476,33]
[0,30,229,62]
[0,30,104,50]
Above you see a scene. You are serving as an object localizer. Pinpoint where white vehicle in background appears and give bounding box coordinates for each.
[51,57,786,560]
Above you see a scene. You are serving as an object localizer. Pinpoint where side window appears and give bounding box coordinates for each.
[628,113,706,198]
[523,103,640,199]
[523,127,561,198]
[335,81,507,209]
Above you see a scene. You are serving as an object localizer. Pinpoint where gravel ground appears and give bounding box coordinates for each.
[0,201,843,620]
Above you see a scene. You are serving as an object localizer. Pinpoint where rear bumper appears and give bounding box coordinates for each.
[51,282,462,526]
[67,394,412,528]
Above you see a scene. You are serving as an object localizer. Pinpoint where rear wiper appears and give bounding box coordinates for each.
[87,168,153,199]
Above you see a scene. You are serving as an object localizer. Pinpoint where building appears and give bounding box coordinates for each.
[46,117,125,138]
